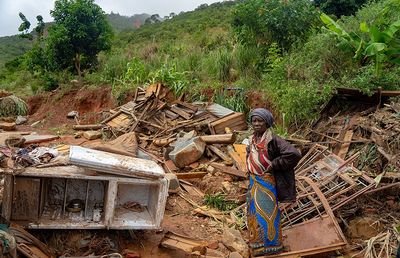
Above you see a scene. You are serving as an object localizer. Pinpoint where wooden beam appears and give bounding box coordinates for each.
[337,130,354,159]
[199,133,236,144]
[73,124,105,131]
[210,162,246,178]
[208,145,233,165]
[175,172,208,180]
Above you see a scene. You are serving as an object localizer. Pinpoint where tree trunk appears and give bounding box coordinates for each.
[75,53,82,81]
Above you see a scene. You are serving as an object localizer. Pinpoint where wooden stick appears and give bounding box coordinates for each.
[73,124,105,131]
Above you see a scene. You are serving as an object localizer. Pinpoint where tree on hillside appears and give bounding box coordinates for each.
[313,0,368,18]
[46,0,113,78]
[232,0,320,50]
[18,13,32,39]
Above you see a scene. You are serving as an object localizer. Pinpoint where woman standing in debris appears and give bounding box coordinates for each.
[246,108,301,256]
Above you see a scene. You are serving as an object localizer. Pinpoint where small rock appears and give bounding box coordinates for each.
[222,227,249,258]
[165,173,180,193]
[207,165,215,173]
[74,132,83,138]
[67,111,79,118]
[206,248,225,257]
[207,240,219,250]
[0,122,16,131]
[222,181,233,193]
[229,251,243,258]
[83,130,102,140]
[15,116,28,125]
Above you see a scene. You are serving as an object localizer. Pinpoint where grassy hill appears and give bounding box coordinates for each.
[0,35,32,67]
[107,12,150,32]
[0,12,150,68]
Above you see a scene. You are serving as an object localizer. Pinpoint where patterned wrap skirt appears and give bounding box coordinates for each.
[247,173,283,256]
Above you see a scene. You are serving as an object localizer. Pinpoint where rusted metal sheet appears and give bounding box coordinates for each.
[270,176,347,258]
[69,146,165,179]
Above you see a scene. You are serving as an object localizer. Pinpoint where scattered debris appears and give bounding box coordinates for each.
[83,130,103,140]
[160,231,208,255]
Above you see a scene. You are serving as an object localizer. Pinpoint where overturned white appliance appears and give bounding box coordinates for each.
[2,146,168,230]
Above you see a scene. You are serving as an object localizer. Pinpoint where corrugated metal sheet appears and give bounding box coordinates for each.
[206,103,235,118]
[69,146,164,179]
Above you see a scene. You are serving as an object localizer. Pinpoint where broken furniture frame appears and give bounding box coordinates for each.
[281,144,375,228]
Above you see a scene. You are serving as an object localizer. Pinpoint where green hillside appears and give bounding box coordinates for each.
[0,12,150,68]
[107,12,150,32]
[1,0,399,126]
[0,36,32,67]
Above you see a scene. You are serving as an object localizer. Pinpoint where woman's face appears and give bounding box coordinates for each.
[251,115,268,134]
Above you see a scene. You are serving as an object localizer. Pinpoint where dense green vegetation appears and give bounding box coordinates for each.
[0,0,399,127]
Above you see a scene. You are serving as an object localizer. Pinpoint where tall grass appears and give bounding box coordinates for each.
[0,95,29,117]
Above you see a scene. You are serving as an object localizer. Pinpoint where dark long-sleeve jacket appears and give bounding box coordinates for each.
[247,134,302,202]
[268,135,301,202]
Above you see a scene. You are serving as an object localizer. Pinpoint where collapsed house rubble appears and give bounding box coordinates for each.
[0,85,399,257]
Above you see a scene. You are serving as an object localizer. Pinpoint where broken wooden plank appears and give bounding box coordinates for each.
[175,100,198,113]
[208,112,247,134]
[101,110,122,124]
[165,110,180,120]
[377,147,400,169]
[337,130,354,159]
[180,183,205,198]
[227,145,247,172]
[73,124,105,131]
[199,133,236,144]
[170,105,192,120]
[208,145,233,165]
[210,162,246,178]
[23,135,59,144]
[175,172,208,180]
[160,231,207,255]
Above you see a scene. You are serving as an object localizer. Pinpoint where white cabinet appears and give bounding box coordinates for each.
[2,165,168,230]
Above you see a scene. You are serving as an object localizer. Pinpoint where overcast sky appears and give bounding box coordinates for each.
[0,0,222,37]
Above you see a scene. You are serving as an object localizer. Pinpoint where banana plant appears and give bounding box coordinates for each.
[321,13,400,76]
[359,20,400,76]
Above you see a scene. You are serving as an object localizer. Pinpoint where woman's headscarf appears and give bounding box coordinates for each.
[250,108,274,128]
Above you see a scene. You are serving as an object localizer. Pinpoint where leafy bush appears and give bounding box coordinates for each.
[314,0,368,18]
[233,0,320,50]
[42,72,59,91]
[148,63,189,97]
